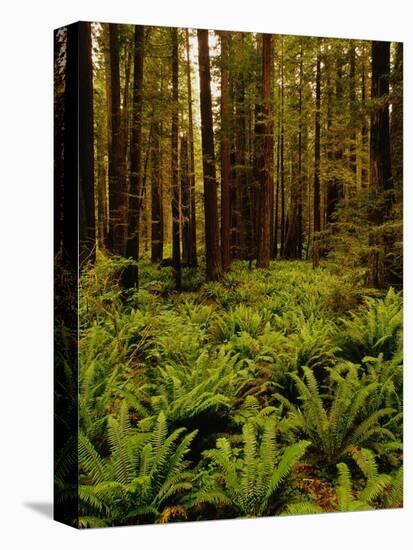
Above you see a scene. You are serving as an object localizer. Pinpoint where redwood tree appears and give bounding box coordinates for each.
[151,122,163,263]
[78,22,95,265]
[279,39,286,257]
[312,38,321,268]
[367,40,392,288]
[185,29,198,267]
[197,29,223,281]
[220,31,232,272]
[171,28,182,289]
[107,24,125,255]
[370,41,392,194]
[257,34,274,268]
[125,25,145,261]
[180,133,191,265]
[121,25,145,290]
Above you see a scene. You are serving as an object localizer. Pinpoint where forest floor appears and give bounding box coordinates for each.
[75,256,403,526]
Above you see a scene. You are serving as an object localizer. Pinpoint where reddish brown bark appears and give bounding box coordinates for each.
[171,28,182,289]
[220,31,232,272]
[197,29,223,281]
[257,34,274,268]
[125,25,145,262]
[107,23,126,256]
[78,22,96,265]
[151,122,163,263]
[180,134,191,265]
[185,29,198,267]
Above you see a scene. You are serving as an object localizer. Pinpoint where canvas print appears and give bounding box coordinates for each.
[54,22,403,528]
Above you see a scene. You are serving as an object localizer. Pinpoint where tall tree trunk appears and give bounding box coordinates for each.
[361,44,369,188]
[252,35,263,263]
[325,50,341,224]
[185,29,198,267]
[125,25,144,260]
[197,29,223,281]
[61,24,78,269]
[349,44,357,190]
[273,114,280,258]
[180,133,191,265]
[120,46,131,199]
[391,42,403,193]
[280,39,286,258]
[122,25,145,290]
[171,28,182,289]
[367,40,392,289]
[297,42,304,258]
[284,44,304,260]
[370,41,392,193]
[78,22,95,265]
[257,34,273,268]
[103,24,112,153]
[232,34,251,261]
[284,143,300,259]
[107,23,126,255]
[313,38,321,268]
[220,31,232,272]
[102,25,112,248]
[151,121,163,262]
[96,133,108,248]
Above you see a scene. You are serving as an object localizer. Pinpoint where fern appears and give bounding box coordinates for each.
[276,365,397,463]
[194,420,310,517]
[339,288,402,362]
[121,348,249,429]
[78,408,197,525]
[383,466,403,508]
[210,304,272,342]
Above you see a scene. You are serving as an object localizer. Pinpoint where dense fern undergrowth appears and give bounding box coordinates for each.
[59,255,403,527]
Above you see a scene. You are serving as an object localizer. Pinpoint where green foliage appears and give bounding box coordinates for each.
[339,288,403,362]
[72,255,402,526]
[277,365,397,463]
[121,349,249,430]
[194,420,310,517]
[275,313,340,371]
[210,304,272,342]
[78,406,198,525]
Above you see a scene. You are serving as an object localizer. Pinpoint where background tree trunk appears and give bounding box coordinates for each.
[151,122,163,263]
[313,38,321,268]
[257,34,274,268]
[185,29,198,267]
[171,28,182,289]
[361,44,369,188]
[391,43,403,194]
[125,25,145,261]
[61,24,79,269]
[280,39,286,258]
[367,41,392,289]
[78,22,95,265]
[325,51,341,225]
[349,44,357,190]
[180,134,191,266]
[370,41,392,194]
[121,25,145,290]
[197,29,223,281]
[107,23,126,256]
[220,31,232,272]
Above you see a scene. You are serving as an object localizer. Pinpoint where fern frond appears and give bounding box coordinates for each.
[78,433,107,484]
